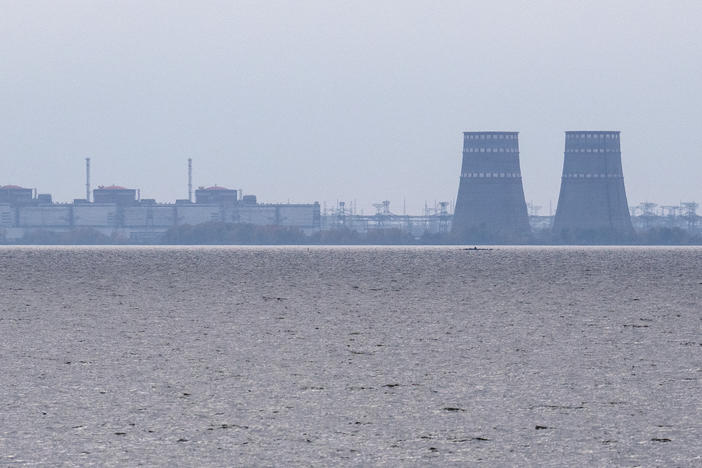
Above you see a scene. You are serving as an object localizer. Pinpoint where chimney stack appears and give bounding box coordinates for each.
[85,157,91,202]
[188,158,193,203]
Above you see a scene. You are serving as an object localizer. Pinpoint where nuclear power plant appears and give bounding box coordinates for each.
[0,159,321,243]
[552,131,635,241]
[2,130,697,244]
[452,131,531,242]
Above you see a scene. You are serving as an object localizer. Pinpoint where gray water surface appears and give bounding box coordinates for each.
[1,247,700,466]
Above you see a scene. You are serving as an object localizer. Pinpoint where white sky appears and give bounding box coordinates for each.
[1,0,701,214]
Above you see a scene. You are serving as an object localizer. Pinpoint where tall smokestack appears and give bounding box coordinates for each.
[552,131,635,242]
[188,158,193,202]
[85,157,91,202]
[452,131,531,242]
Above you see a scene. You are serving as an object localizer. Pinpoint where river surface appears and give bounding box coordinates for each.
[0,246,700,466]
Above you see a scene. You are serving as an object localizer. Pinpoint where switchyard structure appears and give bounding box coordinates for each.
[552,131,635,241]
[452,131,531,242]
[321,200,452,237]
[629,201,700,233]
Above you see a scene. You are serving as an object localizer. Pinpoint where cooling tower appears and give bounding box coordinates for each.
[452,131,531,242]
[552,131,635,242]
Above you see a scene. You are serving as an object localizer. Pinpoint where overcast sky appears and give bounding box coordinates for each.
[1,0,701,214]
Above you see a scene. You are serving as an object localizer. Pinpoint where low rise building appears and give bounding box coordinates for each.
[93,186,137,206]
[1,182,321,242]
[177,204,222,225]
[0,185,34,206]
[195,186,238,205]
[73,204,118,227]
[0,204,13,227]
[123,206,177,227]
[18,205,72,227]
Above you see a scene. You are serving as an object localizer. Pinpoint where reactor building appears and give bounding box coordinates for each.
[0,158,321,243]
[552,131,635,241]
[452,131,531,242]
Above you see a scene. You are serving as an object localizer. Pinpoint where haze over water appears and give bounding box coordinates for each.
[1,246,700,465]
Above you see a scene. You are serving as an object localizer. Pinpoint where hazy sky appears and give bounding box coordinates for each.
[2,0,701,214]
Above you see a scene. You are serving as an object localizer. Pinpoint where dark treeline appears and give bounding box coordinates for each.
[542,226,702,245]
[3,222,702,245]
[162,222,308,244]
[8,227,128,245]
[632,227,702,245]
[163,223,426,245]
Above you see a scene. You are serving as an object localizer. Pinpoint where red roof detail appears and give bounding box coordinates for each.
[1,185,26,190]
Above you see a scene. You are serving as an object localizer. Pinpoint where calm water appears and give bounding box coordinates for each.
[0,246,700,466]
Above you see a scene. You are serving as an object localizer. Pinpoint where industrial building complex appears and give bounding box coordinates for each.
[1,132,699,243]
[0,159,321,242]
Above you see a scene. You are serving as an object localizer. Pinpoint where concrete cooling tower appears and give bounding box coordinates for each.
[552,131,635,242]
[452,131,531,242]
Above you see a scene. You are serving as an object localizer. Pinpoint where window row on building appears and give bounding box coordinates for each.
[565,148,619,153]
[463,147,518,153]
[562,173,622,179]
[462,172,522,178]
[566,133,619,139]
[464,134,517,140]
